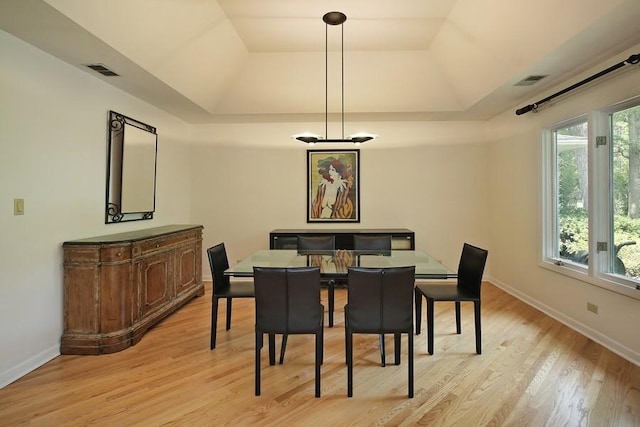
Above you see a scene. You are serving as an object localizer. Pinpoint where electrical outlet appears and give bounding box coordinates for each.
[587,302,599,314]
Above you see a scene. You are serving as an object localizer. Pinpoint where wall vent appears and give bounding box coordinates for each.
[85,63,119,77]
[514,75,548,86]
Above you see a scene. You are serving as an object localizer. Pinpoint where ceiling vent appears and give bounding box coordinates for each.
[514,75,548,86]
[85,63,119,77]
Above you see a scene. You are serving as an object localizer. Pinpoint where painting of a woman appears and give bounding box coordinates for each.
[308,150,359,222]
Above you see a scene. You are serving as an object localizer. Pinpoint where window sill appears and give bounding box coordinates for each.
[539,259,640,300]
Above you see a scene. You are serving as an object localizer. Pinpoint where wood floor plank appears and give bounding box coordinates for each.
[1,283,639,426]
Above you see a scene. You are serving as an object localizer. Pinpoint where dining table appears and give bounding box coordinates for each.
[224,249,457,280]
[225,249,456,365]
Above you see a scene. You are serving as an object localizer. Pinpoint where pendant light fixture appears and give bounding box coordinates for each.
[293,11,377,145]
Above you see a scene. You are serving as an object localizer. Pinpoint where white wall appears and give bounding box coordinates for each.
[0,30,193,387]
[487,45,640,365]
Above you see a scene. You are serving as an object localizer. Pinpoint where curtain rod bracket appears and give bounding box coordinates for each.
[626,53,640,65]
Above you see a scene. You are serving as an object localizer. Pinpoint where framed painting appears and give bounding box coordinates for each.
[307,149,360,223]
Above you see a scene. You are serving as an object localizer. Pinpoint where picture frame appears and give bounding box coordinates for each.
[307,149,360,223]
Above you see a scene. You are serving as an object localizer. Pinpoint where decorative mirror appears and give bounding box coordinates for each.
[105,111,158,223]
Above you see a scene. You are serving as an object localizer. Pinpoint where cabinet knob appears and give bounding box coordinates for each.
[117,252,121,256]
[155,244,160,248]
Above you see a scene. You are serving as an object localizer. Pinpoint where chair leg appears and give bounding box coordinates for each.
[315,331,322,397]
[455,301,461,334]
[415,288,422,335]
[210,297,219,349]
[394,333,401,365]
[347,330,353,397]
[474,300,482,354]
[328,281,335,327]
[408,331,414,398]
[344,308,348,365]
[268,334,276,366]
[427,298,435,355]
[226,298,233,330]
[320,311,324,364]
[279,334,288,364]
[379,334,386,367]
[255,332,262,396]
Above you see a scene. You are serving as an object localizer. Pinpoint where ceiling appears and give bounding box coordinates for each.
[2,0,640,124]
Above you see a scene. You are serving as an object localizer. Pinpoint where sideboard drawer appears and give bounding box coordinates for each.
[100,245,131,262]
[137,231,197,255]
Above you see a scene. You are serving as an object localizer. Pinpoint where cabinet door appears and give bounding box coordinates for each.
[335,234,353,249]
[100,262,133,333]
[64,264,100,334]
[176,244,198,295]
[137,252,173,318]
[271,235,297,249]
[391,234,414,250]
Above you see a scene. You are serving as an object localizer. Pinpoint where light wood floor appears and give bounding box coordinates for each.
[1,283,639,426]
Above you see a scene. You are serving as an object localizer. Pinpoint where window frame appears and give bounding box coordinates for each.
[541,98,640,299]
[542,115,589,275]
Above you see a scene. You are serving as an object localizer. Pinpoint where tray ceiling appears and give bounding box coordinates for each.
[1,0,640,123]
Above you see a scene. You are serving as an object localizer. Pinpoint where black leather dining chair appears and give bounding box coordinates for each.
[353,234,393,366]
[298,235,338,326]
[207,243,255,349]
[414,243,488,355]
[254,266,324,397]
[278,235,335,364]
[345,266,415,398]
[297,235,336,253]
[353,234,392,255]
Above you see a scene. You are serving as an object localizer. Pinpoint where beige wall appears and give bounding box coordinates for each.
[487,45,640,364]
[2,27,640,389]
[189,142,490,272]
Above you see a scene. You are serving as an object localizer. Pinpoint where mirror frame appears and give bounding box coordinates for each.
[105,110,158,224]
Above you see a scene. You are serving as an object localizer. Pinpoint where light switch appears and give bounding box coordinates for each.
[14,198,24,215]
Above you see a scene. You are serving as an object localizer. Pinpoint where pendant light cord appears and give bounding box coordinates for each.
[298,11,374,144]
[341,22,344,140]
[325,21,328,141]
[325,18,346,139]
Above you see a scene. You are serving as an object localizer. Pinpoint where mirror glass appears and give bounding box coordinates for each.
[106,111,157,223]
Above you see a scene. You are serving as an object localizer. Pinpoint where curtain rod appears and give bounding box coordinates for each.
[515,53,640,116]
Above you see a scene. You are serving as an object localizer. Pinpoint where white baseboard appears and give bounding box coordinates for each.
[0,345,60,389]
[487,275,640,368]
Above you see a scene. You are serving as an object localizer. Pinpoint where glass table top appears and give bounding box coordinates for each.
[224,250,456,279]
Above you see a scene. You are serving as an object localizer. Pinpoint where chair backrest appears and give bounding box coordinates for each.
[207,243,231,295]
[353,235,392,255]
[253,266,322,333]
[347,266,415,333]
[457,243,488,297]
[297,235,335,254]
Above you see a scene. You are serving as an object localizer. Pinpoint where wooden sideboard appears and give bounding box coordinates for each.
[61,224,204,355]
[269,228,415,250]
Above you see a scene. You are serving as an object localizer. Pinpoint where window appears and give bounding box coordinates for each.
[610,105,640,281]
[543,99,640,293]
[552,119,589,267]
